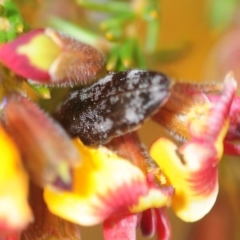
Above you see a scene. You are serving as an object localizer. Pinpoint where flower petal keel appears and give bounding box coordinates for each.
[44,138,171,226]
[150,73,236,222]
[150,139,219,222]
[103,213,138,240]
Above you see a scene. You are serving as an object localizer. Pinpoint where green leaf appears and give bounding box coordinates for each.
[49,16,100,46]
[135,43,147,69]
[0,4,7,16]
[142,0,159,21]
[100,13,135,30]
[0,30,7,43]
[106,45,120,71]
[119,38,136,68]
[76,0,133,14]
[105,27,123,41]
[145,19,159,54]
[27,82,51,99]
[0,0,24,43]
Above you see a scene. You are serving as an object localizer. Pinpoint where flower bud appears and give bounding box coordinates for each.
[152,80,225,141]
[0,28,105,86]
[2,94,81,189]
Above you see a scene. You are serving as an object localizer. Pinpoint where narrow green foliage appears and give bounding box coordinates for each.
[27,83,51,100]
[105,27,123,41]
[49,17,100,46]
[76,0,162,71]
[142,0,159,21]
[119,38,136,69]
[145,20,159,54]
[0,0,24,43]
[107,39,145,71]
[0,4,7,16]
[100,13,135,31]
[135,42,147,69]
[77,0,132,14]
[106,45,120,71]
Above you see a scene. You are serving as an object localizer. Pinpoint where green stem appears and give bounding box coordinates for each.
[119,38,136,68]
[49,17,100,46]
[145,19,159,54]
[76,0,133,14]
[135,42,147,69]
[106,45,120,71]
[100,13,135,30]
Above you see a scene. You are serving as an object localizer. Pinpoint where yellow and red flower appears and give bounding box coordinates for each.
[151,73,236,222]
[0,27,240,240]
[44,138,173,226]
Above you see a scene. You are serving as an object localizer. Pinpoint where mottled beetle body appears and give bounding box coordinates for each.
[54,70,171,145]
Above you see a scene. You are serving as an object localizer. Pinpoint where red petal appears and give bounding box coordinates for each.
[151,74,236,222]
[211,96,240,141]
[203,73,236,140]
[155,208,171,240]
[223,141,240,155]
[140,209,155,237]
[0,29,50,81]
[0,233,20,240]
[103,213,137,240]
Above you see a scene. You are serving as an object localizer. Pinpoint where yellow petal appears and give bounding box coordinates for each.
[150,138,219,222]
[130,187,172,213]
[44,138,171,226]
[17,30,61,72]
[150,74,236,222]
[0,125,32,231]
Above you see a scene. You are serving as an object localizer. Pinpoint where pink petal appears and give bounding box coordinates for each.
[155,208,171,240]
[103,213,138,240]
[0,29,50,81]
[140,209,155,237]
[209,95,240,141]
[202,73,236,140]
[0,233,20,240]
[223,141,240,155]
[150,74,237,222]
